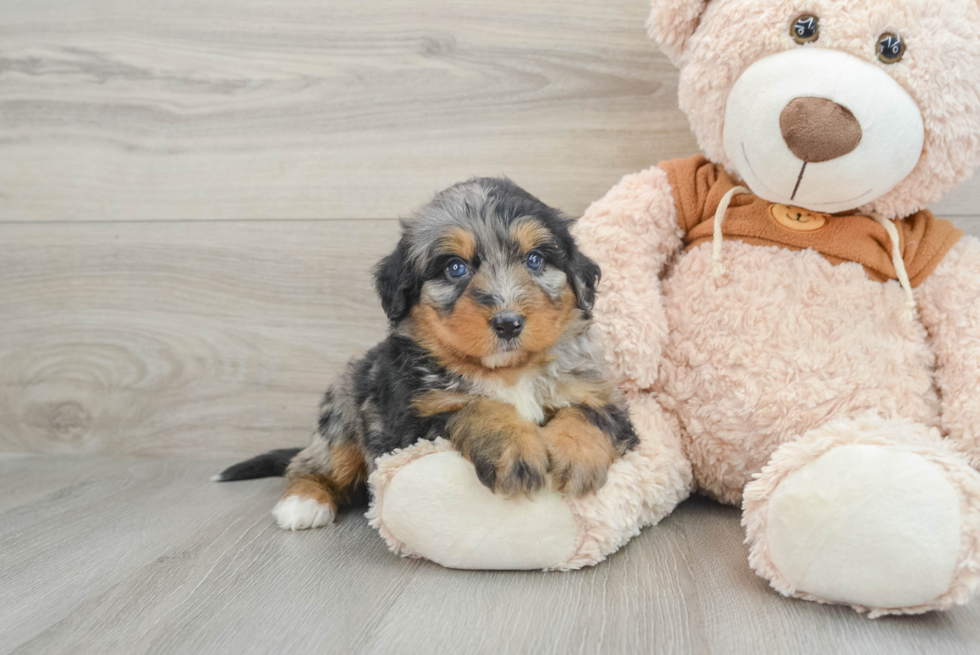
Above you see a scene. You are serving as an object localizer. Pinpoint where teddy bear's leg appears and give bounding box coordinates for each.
[366,391,693,570]
[742,415,980,617]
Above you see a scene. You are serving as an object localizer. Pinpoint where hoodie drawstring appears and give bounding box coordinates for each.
[871,213,916,319]
[712,186,750,277]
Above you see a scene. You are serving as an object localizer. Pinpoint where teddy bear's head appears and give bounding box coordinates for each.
[649,1,980,218]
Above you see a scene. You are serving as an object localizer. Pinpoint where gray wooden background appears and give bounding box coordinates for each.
[2,0,979,458]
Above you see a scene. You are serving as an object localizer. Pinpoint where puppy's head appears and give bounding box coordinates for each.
[374,178,600,370]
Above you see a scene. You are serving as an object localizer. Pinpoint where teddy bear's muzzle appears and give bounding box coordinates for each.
[722,47,925,215]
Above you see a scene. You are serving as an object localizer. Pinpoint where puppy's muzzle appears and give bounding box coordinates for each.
[491,312,524,340]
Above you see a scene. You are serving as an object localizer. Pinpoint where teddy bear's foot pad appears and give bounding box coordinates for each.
[374,450,580,570]
[765,444,961,609]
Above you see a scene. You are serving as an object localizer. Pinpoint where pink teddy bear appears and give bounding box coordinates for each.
[369,0,980,618]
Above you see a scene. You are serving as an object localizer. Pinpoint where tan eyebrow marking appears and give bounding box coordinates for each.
[436,227,477,261]
[510,219,551,253]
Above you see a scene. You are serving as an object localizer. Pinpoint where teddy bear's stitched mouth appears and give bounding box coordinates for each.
[741,143,873,209]
[790,161,808,200]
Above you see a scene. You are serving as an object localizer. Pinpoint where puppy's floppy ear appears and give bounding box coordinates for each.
[374,240,419,323]
[647,0,711,63]
[566,249,602,317]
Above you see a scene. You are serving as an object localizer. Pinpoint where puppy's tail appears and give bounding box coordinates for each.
[212,448,303,482]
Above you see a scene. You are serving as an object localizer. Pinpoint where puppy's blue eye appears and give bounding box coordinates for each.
[525,250,544,271]
[446,258,468,279]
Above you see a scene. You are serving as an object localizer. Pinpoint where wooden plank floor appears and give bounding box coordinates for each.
[1,454,978,655]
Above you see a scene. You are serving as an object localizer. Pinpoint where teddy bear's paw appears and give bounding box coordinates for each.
[759,443,969,612]
[375,450,580,569]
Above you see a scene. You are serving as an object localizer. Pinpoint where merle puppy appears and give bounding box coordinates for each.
[217,178,637,530]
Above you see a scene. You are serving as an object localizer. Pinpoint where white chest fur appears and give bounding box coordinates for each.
[477,375,546,424]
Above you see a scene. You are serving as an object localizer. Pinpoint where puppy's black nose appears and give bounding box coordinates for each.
[491,313,524,340]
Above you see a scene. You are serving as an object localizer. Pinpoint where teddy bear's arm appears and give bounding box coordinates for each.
[572,167,684,391]
[915,235,980,467]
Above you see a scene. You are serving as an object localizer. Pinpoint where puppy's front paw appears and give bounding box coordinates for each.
[449,400,550,497]
[549,450,612,497]
[272,495,335,531]
[472,436,550,498]
[459,426,549,497]
[543,412,616,497]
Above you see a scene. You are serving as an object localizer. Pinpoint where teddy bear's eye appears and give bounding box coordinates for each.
[877,33,906,64]
[791,15,819,44]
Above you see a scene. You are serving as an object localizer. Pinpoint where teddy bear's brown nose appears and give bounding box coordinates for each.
[779,97,863,163]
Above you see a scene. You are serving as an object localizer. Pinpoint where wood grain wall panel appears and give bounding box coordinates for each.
[932,183,980,220]
[0,220,398,456]
[949,214,980,236]
[0,0,694,221]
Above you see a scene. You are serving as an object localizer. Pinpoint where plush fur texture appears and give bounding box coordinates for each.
[575,165,980,611]
[659,0,980,219]
[742,415,980,617]
[659,218,943,504]
[915,237,980,468]
[569,167,682,392]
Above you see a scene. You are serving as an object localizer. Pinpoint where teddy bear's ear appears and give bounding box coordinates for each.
[647,0,712,63]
